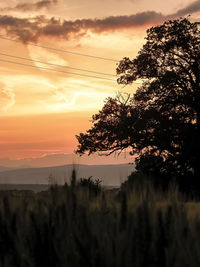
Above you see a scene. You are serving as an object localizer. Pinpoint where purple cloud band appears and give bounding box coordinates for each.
[0,0,199,43]
[1,0,58,12]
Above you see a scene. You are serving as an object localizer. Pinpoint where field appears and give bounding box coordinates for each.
[0,172,200,267]
[0,184,49,193]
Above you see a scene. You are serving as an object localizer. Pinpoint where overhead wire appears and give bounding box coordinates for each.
[0,58,117,81]
[0,35,143,84]
[0,57,144,84]
[0,52,116,77]
[0,35,119,62]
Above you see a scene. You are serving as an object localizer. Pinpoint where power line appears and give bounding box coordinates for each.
[0,58,118,81]
[0,35,119,62]
[0,52,116,77]
[0,57,143,84]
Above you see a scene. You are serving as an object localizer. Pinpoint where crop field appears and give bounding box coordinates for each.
[0,171,200,267]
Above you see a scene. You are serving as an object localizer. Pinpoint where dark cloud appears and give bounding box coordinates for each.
[80,11,164,31]
[1,0,58,12]
[0,15,44,42]
[173,0,200,17]
[0,12,165,43]
[0,0,199,43]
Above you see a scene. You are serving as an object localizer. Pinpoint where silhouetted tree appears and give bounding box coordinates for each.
[76,18,200,191]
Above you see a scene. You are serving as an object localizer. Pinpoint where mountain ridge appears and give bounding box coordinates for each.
[0,163,135,187]
[0,153,134,168]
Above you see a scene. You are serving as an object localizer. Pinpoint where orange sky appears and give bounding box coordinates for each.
[0,0,199,160]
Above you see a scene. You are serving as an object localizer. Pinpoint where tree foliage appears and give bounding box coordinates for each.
[76,18,200,188]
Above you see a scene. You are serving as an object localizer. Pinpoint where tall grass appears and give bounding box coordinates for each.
[0,171,200,266]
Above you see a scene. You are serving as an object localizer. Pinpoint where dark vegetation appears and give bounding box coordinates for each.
[1,171,200,267]
[76,17,200,196]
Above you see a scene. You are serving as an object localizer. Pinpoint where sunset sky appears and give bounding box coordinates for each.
[0,0,199,160]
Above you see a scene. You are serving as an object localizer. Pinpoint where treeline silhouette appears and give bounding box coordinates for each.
[0,171,200,267]
[76,18,200,195]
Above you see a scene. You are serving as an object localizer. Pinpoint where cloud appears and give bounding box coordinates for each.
[41,83,111,111]
[0,12,163,43]
[0,15,44,42]
[173,0,200,17]
[0,0,199,43]
[1,0,58,12]
[27,45,69,69]
[0,83,15,112]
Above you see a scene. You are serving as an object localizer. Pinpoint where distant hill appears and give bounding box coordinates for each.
[0,164,135,187]
[0,153,135,168]
[0,166,14,172]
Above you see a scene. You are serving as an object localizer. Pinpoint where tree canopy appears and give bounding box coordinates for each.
[76,18,200,189]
